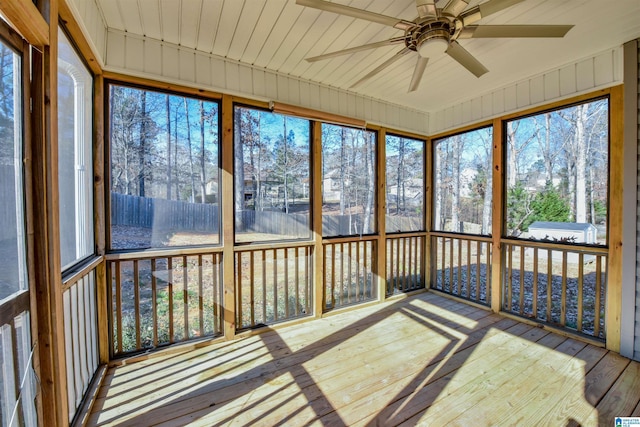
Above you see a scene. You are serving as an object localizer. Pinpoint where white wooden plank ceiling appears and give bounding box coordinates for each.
[95,0,640,113]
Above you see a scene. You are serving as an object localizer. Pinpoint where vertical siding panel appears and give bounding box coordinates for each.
[347,93,357,118]
[225,62,240,92]
[179,50,195,83]
[492,89,505,115]
[594,50,615,86]
[252,69,266,98]
[453,103,463,127]
[530,75,544,105]
[265,72,278,100]
[162,44,180,79]
[195,53,212,87]
[277,75,289,103]
[320,86,331,113]
[471,98,482,121]
[239,65,253,96]
[576,58,595,91]
[211,57,226,88]
[106,31,126,68]
[309,83,321,110]
[143,38,162,75]
[482,94,492,119]
[559,64,577,96]
[329,88,340,115]
[504,85,517,111]
[338,91,348,116]
[516,81,530,108]
[125,36,144,72]
[544,69,560,100]
[299,81,310,106]
[289,79,300,105]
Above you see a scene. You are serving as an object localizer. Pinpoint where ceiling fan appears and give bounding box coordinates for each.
[296,0,573,92]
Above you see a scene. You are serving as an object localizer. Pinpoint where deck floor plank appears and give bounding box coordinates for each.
[88,292,640,427]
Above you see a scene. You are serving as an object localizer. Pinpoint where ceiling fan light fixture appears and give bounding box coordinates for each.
[417,37,449,58]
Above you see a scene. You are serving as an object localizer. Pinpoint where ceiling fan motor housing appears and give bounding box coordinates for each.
[407,20,452,58]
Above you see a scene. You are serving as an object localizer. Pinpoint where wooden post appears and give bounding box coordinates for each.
[31,0,71,423]
[606,84,624,353]
[312,121,324,317]
[376,128,387,301]
[221,94,236,340]
[490,118,504,313]
[425,138,433,289]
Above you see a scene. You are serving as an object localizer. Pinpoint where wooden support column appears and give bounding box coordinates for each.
[312,121,324,317]
[490,118,504,313]
[221,94,236,340]
[606,84,624,353]
[424,138,433,288]
[376,128,387,301]
[31,0,70,423]
[93,74,109,364]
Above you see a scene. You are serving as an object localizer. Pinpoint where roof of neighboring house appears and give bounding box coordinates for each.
[529,221,597,232]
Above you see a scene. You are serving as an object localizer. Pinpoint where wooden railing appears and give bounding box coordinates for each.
[0,292,37,427]
[62,257,101,421]
[235,244,313,329]
[502,240,607,339]
[386,233,425,296]
[108,251,223,356]
[323,237,377,311]
[431,233,492,306]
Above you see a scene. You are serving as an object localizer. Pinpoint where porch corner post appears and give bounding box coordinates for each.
[221,94,236,340]
[490,118,504,313]
[312,121,325,317]
[377,128,387,301]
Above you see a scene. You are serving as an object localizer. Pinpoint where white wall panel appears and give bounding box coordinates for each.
[101,30,429,135]
[178,50,195,83]
[429,47,623,134]
[143,38,161,76]
[125,36,143,72]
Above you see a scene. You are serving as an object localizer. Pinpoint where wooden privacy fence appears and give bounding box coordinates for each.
[237,210,310,237]
[502,240,607,340]
[108,251,223,356]
[431,233,492,306]
[111,192,220,232]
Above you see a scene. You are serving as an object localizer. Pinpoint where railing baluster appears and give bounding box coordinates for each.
[168,257,174,343]
[236,253,243,327]
[284,248,289,318]
[546,249,552,323]
[519,245,524,315]
[347,242,352,303]
[577,253,584,332]
[355,241,361,299]
[330,244,335,309]
[561,251,567,326]
[273,249,278,321]
[213,254,220,334]
[507,245,513,311]
[295,248,300,316]
[115,261,122,354]
[198,255,204,337]
[532,248,538,320]
[133,260,140,349]
[594,255,602,337]
[151,258,158,347]
[183,256,188,339]
[262,250,267,322]
[250,251,255,327]
[466,239,471,298]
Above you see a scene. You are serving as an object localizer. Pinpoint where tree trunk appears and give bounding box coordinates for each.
[363,132,375,234]
[482,157,492,235]
[199,101,206,203]
[234,108,245,229]
[506,121,517,188]
[339,128,346,215]
[166,94,172,200]
[397,138,405,215]
[574,104,588,222]
[138,91,146,197]
[451,136,461,232]
[184,98,196,203]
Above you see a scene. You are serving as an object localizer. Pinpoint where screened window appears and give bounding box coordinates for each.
[322,124,376,237]
[108,84,221,250]
[434,127,493,235]
[385,135,424,232]
[58,29,94,269]
[505,98,608,244]
[0,29,37,427]
[234,106,311,243]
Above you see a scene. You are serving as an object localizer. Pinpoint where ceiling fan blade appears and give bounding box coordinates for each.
[351,48,412,88]
[442,0,469,18]
[446,41,488,77]
[408,56,429,92]
[416,0,437,19]
[459,25,574,39]
[306,37,407,62]
[296,0,416,31]
[461,0,525,26]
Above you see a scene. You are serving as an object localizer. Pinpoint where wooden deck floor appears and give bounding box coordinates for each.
[88,292,640,426]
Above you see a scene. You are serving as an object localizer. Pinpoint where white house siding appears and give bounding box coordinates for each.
[429,48,623,135]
